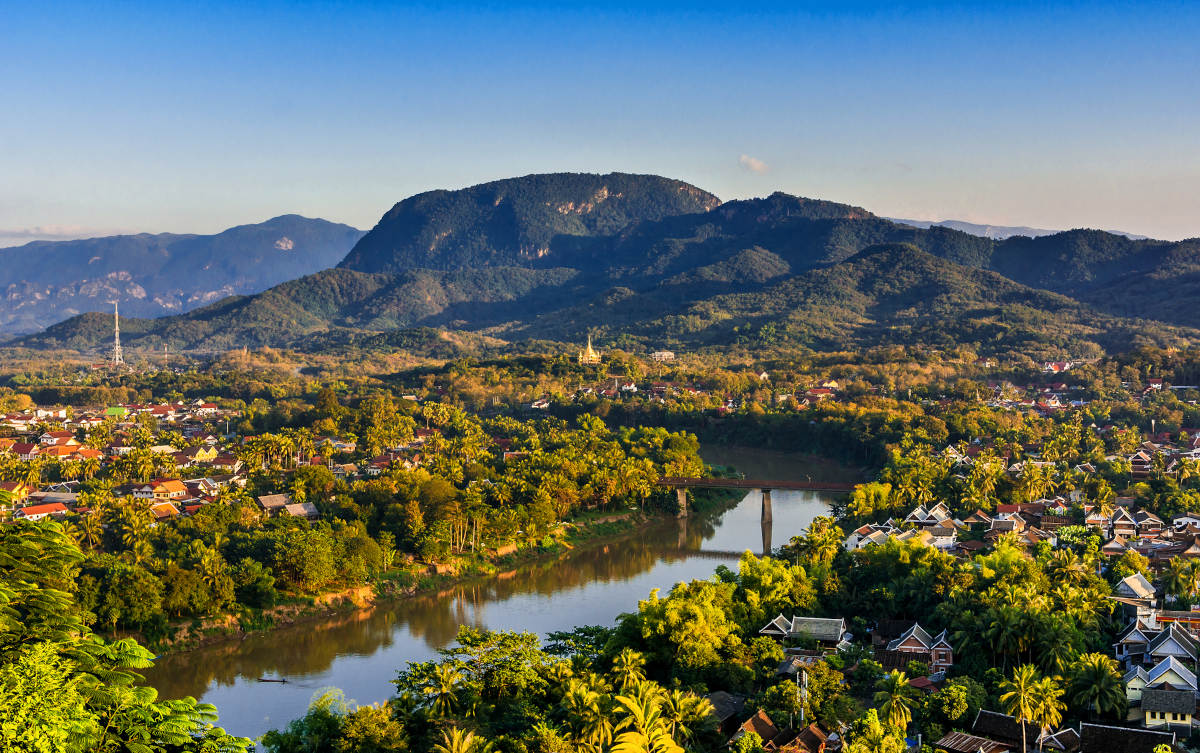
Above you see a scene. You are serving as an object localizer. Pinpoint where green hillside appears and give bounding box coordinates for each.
[17,173,1200,357]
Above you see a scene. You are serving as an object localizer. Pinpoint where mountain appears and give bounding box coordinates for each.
[507,243,1191,356]
[17,173,1200,357]
[0,215,364,336]
[338,172,720,274]
[890,218,1150,241]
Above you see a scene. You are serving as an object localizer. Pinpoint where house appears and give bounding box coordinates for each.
[1136,511,1165,537]
[908,675,939,695]
[1124,657,1197,703]
[1116,573,1157,601]
[1144,624,1200,665]
[885,623,955,672]
[934,731,1010,753]
[1130,450,1156,477]
[927,525,958,550]
[1140,687,1193,731]
[257,493,292,514]
[11,443,39,461]
[133,478,188,502]
[210,454,242,472]
[1078,722,1175,753]
[784,724,828,753]
[13,502,70,521]
[172,445,219,466]
[1101,535,1129,556]
[759,615,848,649]
[1111,508,1139,537]
[1115,619,1160,666]
[963,510,993,527]
[650,351,675,362]
[1085,507,1110,531]
[705,691,746,737]
[905,503,952,527]
[27,491,78,508]
[729,710,828,753]
[149,502,181,521]
[971,710,1040,752]
[1038,728,1081,751]
[0,481,32,503]
[731,709,780,748]
[39,430,78,447]
[284,502,320,520]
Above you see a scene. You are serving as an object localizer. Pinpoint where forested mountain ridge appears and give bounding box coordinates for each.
[0,215,364,336]
[337,172,720,274]
[17,172,1200,356]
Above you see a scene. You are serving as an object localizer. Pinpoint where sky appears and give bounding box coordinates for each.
[3,0,1200,245]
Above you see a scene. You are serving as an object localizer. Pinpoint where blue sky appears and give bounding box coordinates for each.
[3,1,1199,243]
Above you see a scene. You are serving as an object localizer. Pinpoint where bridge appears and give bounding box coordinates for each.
[657,477,856,520]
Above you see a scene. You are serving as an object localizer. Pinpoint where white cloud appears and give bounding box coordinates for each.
[738,154,769,174]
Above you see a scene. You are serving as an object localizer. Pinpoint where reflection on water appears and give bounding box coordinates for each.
[145,483,836,738]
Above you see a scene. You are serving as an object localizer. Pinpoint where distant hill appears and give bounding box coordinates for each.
[18,173,1200,357]
[0,215,364,336]
[890,217,1150,241]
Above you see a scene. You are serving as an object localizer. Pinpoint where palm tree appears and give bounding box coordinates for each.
[999,664,1041,753]
[1068,653,1125,719]
[1032,676,1065,741]
[612,682,683,753]
[613,648,647,691]
[426,664,463,717]
[658,689,713,743]
[124,539,154,566]
[1162,558,1193,604]
[986,606,1024,670]
[130,450,155,482]
[78,513,103,550]
[432,727,491,753]
[1035,616,1079,674]
[562,681,613,748]
[874,670,917,733]
[799,517,843,565]
[1047,549,1087,585]
[17,460,41,486]
[58,459,81,481]
[81,456,101,481]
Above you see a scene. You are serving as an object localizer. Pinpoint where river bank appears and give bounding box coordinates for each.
[143,447,858,738]
[142,486,745,656]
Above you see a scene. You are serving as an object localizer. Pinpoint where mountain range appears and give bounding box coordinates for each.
[16,172,1200,359]
[889,218,1150,241]
[0,215,364,335]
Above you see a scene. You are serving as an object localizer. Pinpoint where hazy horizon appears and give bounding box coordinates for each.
[5,1,1200,242]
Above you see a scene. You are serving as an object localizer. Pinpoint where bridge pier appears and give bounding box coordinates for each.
[761,488,773,524]
[676,487,688,518]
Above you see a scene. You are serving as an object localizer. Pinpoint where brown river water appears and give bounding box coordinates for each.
[143,446,853,739]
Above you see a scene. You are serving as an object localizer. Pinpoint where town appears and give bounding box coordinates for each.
[3,345,1200,752]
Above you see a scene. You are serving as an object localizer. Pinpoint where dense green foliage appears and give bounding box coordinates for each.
[0,521,250,751]
[6,394,703,643]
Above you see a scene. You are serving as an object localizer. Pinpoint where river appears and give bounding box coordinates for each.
[144,446,855,739]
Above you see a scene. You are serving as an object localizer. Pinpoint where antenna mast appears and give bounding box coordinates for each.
[110,302,124,368]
